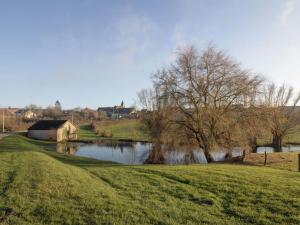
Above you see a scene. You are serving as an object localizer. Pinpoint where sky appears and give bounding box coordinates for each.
[0,0,300,109]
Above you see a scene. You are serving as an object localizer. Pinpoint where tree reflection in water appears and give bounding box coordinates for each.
[56,142,78,155]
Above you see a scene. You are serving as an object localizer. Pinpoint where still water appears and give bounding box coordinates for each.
[45,141,300,165]
[256,146,300,153]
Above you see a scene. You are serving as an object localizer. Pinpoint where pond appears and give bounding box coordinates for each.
[256,146,300,153]
[44,141,300,165]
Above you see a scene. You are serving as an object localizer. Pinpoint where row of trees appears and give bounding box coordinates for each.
[138,46,300,163]
[25,103,107,121]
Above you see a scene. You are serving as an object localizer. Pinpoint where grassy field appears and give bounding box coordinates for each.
[285,128,300,144]
[79,119,300,145]
[79,120,149,142]
[257,127,300,146]
[0,135,300,225]
[77,124,100,140]
[244,152,299,172]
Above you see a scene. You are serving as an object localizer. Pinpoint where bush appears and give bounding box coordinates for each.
[96,129,113,138]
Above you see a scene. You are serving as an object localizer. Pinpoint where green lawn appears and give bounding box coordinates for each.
[244,152,299,172]
[257,127,300,146]
[78,119,300,145]
[285,128,300,144]
[77,124,99,140]
[79,120,149,142]
[0,135,300,225]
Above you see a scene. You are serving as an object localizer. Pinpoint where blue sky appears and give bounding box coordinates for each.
[0,0,299,109]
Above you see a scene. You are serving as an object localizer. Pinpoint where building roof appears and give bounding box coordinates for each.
[97,107,114,113]
[97,107,135,114]
[116,107,135,114]
[28,120,68,130]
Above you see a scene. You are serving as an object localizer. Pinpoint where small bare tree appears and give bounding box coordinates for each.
[239,106,268,153]
[43,106,63,119]
[262,83,300,150]
[138,88,170,163]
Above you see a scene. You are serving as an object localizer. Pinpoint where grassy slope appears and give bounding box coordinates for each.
[0,135,300,225]
[79,120,149,142]
[77,124,99,140]
[257,127,300,146]
[244,152,299,172]
[286,128,300,144]
[79,119,300,145]
[101,120,149,141]
[80,119,300,145]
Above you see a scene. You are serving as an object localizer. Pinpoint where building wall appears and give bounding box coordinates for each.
[28,121,77,142]
[24,111,37,119]
[28,130,58,141]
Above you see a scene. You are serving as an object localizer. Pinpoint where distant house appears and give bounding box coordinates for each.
[28,120,77,142]
[97,106,136,119]
[16,109,37,120]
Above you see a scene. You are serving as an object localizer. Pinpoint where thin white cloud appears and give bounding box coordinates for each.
[109,11,157,71]
[280,0,296,25]
[163,26,190,64]
[172,26,190,49]
[164,25,207,64]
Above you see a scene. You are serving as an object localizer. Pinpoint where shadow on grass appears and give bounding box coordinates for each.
[79,124,93,131]
[44,150,120,168]
[0,134,120,168]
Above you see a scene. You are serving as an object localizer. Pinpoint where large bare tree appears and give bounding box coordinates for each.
[153,46,263,162]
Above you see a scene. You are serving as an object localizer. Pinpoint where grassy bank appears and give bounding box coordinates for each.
[257,127,300,146]
[78,119,300,146]
[244,152,299,172]
[0,135,300,224]
[79,120,149,142]
[77,124,100,140]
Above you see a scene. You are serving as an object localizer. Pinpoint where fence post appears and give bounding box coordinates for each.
[298,154,300,172]
[264,151,267,166]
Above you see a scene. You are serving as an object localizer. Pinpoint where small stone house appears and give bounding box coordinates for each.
[16,109,37,120]
[28,120,77,142]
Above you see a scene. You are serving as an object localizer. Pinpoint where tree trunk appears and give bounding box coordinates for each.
[203,146,213,163]
[272,133,282,151]
[147,140,165,164]
[226,147,233,160]
[249,137,258,153]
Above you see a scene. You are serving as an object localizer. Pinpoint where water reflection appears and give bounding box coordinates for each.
[53,142,245,164]
[256,146,300,153]
[164,147,244,164]
[56,141,150,164]
[48,141,300,165]
[57,143,79,155]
